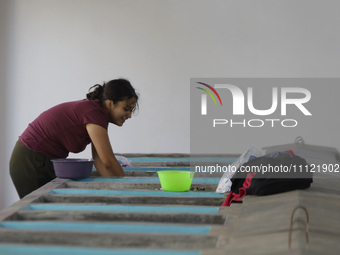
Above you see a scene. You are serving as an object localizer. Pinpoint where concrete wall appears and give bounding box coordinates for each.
[1,0,340,209]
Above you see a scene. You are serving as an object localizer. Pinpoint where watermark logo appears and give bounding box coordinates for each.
[195,81,312,128]
[196,82,222,115]
[190,78,339,163]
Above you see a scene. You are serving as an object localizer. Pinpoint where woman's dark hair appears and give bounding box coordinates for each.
[87,79,139,111]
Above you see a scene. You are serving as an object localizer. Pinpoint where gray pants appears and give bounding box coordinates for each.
[9,140,56,198]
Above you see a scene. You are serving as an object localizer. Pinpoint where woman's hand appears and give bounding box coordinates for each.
[86,123,125,177]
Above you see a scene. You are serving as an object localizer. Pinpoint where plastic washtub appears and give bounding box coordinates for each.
[51,158,94,179]
[157,170,195,192]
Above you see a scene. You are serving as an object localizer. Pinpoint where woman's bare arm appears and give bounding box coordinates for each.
[86,123,125,176]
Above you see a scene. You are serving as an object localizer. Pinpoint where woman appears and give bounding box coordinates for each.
[10,78,138,198]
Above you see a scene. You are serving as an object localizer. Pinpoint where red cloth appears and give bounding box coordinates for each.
[221,172,257,206]
[20,99,108,158]
[285,150,295,157]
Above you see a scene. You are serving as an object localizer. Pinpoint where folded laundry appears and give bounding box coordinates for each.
[221,152,313,206]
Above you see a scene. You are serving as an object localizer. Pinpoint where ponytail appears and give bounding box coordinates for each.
[86,79,139,111]
[86,84,104,101]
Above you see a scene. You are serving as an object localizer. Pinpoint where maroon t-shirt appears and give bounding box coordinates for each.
[19,99,108,158]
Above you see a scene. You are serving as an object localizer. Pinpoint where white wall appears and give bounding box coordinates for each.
[0,0,10,211]
[1,0,340,210]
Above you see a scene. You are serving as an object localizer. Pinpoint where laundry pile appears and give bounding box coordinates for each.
[217,146,313,206]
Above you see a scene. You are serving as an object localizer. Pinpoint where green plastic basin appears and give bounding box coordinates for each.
[157,170,195,192]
